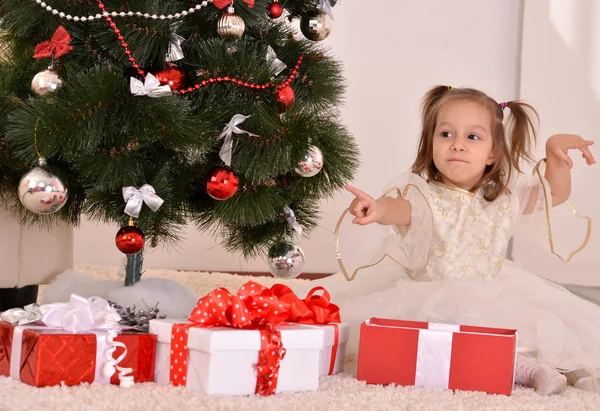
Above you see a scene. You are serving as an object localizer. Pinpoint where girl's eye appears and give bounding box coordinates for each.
[468,134,481,140]
[442,131,453,138]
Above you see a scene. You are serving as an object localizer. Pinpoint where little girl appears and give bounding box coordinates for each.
[299,85,599,395]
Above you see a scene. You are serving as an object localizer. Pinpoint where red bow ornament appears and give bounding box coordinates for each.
[214,0,255,9]
[169,281,289,395]
[33,26,74,59]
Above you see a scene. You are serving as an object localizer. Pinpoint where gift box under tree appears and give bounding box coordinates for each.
[150,281,347,395]
[0,295,156,387]
[357,318,518,395]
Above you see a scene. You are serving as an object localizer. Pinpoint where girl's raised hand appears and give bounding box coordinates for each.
[345,185,379,225]
[546,134,596,168]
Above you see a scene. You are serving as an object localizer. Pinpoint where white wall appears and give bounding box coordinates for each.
[512,0,600,286]
[75,1,525,273]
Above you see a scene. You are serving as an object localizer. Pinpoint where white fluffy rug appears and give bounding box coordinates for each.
[0,264,598,411]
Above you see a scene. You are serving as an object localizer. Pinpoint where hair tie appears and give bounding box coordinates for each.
[447,85,453,91]
[499,102,508,110]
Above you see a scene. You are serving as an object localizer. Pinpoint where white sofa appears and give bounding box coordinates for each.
[0,206,73,288]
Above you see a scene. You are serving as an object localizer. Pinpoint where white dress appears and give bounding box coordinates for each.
[295,163,599,374]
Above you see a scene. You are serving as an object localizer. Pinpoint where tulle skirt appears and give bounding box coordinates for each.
[294,260,600,375]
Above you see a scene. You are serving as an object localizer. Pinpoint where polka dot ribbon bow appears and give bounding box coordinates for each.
[169,281,290,395]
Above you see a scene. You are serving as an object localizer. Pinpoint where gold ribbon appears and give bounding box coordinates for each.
[533,159,592,263]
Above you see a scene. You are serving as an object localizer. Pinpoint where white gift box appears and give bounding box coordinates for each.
[318,323,349,376]
[150,319,324,395]
[0,206,73,288]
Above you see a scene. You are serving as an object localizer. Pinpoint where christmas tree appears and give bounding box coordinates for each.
[0,0,358,285]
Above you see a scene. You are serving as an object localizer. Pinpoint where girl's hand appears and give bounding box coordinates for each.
[345,185,382,225]
[546,134,596,168]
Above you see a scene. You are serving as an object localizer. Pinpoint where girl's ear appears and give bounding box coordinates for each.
[486,147,497,166]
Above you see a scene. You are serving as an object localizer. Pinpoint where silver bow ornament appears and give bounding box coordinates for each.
[166,32,185,62]
[218,114,258,167]
[284,206,303,237]
[0,304,43,325]
[318,0,335,19]
[267,46,286,76]
[123,184,164,218]
[130,73,172,98]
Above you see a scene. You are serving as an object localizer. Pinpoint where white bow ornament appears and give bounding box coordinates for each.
[218,114,258,167]
[267,46,286,76]
[123,184,164,218]
[130,73,172,98]
[166,32,185,62]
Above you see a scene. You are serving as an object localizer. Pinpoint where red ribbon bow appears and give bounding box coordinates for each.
[33,26,73,59]
[272,284,342,375]
[272,285,341,324]
[170,281,288,395]
[214,0,255,9]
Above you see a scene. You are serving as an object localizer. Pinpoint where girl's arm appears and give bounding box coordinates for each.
[346,185,412,226]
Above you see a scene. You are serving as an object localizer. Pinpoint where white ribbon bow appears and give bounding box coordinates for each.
[267,46,286,76]
[39,294,122,332]
[0,304,43,325]
[166,32,185,62]
[284,206,303,236]
[218,114,258,167]
[130,73,172,98]
[318,0,335,19]
[123,184,164,218]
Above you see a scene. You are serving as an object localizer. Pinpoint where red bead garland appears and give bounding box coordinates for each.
[96,1,145,77]
[174,55,305,96]
[91,6,305,98]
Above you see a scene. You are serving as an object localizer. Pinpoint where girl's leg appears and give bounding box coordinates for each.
[514,355,567,395]
[0,285,39,311]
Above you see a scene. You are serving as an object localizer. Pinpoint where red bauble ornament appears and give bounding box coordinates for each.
[275,85,295,112]
[206,167,239,200]
[116,225,145,254]
[267,1,284,18]
[154,65,185,90]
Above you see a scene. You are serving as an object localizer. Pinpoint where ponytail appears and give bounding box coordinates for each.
[502,101,539,172]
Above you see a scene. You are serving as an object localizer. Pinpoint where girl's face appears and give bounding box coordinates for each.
[432,99,496,191]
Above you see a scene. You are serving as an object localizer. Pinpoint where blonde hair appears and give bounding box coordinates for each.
[411,85,539,201]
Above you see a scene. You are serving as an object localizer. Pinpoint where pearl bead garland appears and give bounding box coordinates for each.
[33,0,213,22]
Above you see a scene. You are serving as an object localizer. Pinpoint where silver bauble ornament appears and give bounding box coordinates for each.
[31,69,62,95]
[217,6,245,40]
[295,145,324,177]
[267,241,306,279]
[18,158,68,214]
[300,9,333,42]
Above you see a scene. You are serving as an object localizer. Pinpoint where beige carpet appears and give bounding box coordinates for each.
[0,264,598,411]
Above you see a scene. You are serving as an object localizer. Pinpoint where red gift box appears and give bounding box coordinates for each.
[0,322,156,387]
[357,318,518,395]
